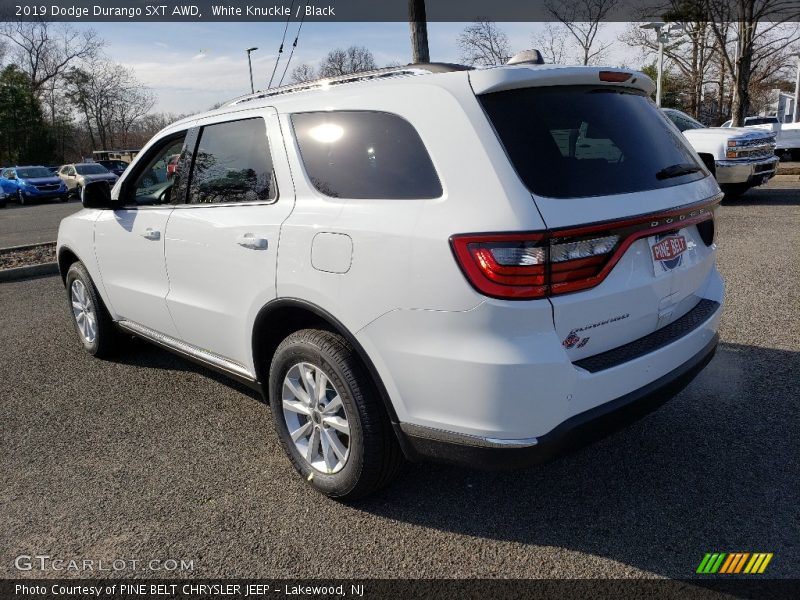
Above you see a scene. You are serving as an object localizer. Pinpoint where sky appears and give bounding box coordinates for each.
[82,21,636,114]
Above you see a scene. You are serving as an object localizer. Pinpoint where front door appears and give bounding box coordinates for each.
[94,131,190,337]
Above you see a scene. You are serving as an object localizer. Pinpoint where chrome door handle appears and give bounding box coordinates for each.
[236,233,268,250]
[141,228,161,240]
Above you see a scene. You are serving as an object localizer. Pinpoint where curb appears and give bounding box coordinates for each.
[0,241,56,255]
[0,262,59,283]
[772,174,800,182]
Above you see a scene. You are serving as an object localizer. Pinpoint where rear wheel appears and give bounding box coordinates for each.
[269,329,403,500]
[65,262,123,358]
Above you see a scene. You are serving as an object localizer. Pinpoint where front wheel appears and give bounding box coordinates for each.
[269,329,403,500]
[16,190,26,205]
[65,262,123,358]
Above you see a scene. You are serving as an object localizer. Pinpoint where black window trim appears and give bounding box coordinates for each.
[289,108,444,201]
[178,115,280,209]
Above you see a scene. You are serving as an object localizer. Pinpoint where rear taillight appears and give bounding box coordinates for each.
[451,199,719,300]
[451,234,548,298]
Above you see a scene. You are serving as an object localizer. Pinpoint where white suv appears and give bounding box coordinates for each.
[57,63,724,500]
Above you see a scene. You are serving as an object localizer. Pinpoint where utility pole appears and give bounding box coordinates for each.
[246,47,258,94]
[408,0,430,64]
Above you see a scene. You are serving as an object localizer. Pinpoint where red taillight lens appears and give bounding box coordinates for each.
[451,234,548,298]
[451,199,719,300]
[599,71,632,82]
[451,233,618,299]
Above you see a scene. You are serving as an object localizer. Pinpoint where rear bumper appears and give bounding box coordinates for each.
[395,333,718,469]
[715,155,778,185]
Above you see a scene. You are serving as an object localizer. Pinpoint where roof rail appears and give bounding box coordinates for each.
[224,62,472,107]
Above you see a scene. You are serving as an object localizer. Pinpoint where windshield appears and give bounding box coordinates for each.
[16,167,53,178]
[76,164,110,175]
[479,86,706,198]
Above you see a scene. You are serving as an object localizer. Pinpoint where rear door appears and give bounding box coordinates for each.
[164,108,294,371]
[474,74,721,359]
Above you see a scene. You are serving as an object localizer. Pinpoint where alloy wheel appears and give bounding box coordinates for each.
[70,279,97,344]
[281,362,351,474]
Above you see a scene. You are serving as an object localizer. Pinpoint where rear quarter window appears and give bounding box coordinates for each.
[479,86,706,198]
[291,111,442,199]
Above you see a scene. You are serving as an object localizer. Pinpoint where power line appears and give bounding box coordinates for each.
[267,0,296,89]
[278,7,306,87]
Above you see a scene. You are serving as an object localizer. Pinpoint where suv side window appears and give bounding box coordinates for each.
[188,117,277,205]
[126,133,187,206]
[291,111,442,199]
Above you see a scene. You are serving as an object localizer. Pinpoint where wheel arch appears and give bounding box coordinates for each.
[251,298,399,424]
[57,245,81,283]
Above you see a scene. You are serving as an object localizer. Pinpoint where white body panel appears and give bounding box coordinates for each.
[57,63,725,445]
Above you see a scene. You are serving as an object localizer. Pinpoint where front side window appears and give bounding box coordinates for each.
[128,134,187,206]
[291,111,442,199]
[479,86,706,198]
[188,118,276,205]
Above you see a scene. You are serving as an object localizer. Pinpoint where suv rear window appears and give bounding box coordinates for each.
[479,86,706,198]
[291,111,442,199]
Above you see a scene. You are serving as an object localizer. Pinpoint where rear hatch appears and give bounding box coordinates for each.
[469,66,721,361]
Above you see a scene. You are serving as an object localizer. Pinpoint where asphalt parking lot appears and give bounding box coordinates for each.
[1,182,798,581]
[0,198,82,247]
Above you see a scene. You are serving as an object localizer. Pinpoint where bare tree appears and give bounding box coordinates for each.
[705,0,800,125]
[317,46,377,77]
[532,23,569,64]
[623,19,718,118]
[545,0,618,65]
[457,19,511,66]
[0,21,103,96]
[64,57,155,151]
[290,63,317,83]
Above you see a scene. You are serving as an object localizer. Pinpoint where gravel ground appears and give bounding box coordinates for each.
[0,183,797,582]
[0,243,56,270]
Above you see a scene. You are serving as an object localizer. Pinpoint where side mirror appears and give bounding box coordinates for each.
[81,180,114,209]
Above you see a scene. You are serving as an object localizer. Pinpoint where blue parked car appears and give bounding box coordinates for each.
[0,165,70,205]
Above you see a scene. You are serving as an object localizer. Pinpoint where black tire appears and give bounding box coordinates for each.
[269,329,403,500]
[720,183,751,199]
[65,261,123,358]
[16,190,25,205]
[0,199,6,209]
[74,185,82,199]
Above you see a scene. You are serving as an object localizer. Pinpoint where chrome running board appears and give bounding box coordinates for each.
[116,320,257,383]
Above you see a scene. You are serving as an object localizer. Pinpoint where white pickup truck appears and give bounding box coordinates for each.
[663,108,779,198]
[721,116,800,160]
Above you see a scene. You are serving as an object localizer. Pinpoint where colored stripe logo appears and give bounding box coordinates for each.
[697,552,773,574]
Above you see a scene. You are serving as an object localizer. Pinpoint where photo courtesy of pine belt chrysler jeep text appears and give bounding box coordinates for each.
[57,60,724,500]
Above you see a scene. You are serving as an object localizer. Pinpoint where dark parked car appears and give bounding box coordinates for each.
[96,159,129,177]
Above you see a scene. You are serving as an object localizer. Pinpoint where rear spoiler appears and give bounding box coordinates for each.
[469,65,655,96]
